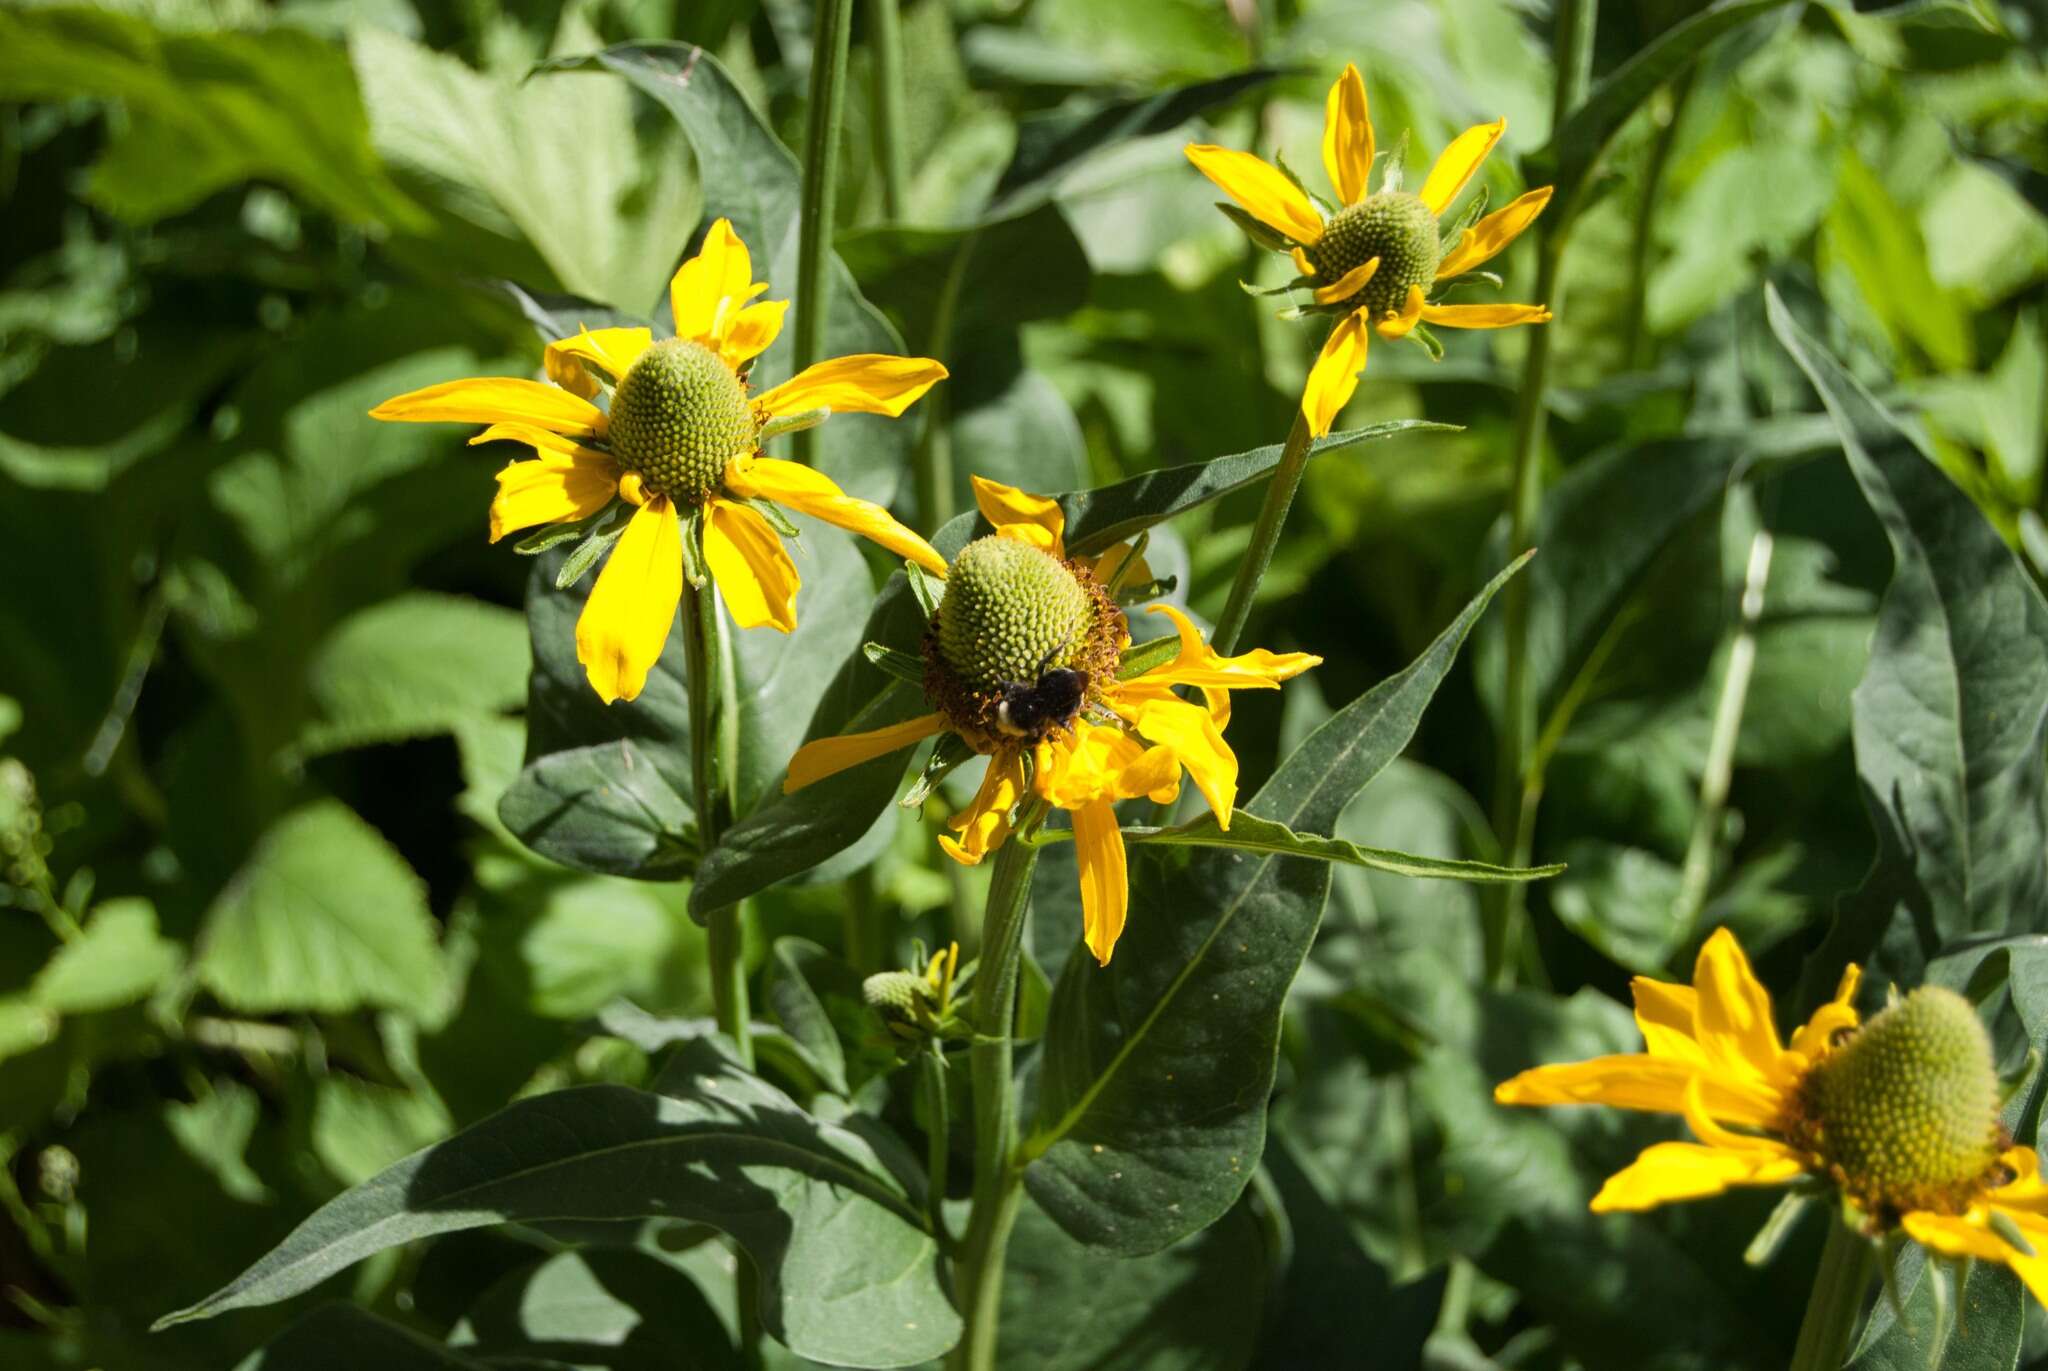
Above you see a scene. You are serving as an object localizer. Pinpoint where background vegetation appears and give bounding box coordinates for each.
[1,0,2044,1366]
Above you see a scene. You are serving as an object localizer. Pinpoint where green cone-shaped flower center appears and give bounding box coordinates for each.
[1802,986,2003,1216]
[937,537,1092,690]
[606,339,756,502]
[1305,191,1442,318]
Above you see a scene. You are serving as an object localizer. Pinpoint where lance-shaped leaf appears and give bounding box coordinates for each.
[1767,287,2048,992]
[1021,553,1530,1254]
[237,1303,492,1370]
[158,1038,959,1369]
[1113,810,1562,881]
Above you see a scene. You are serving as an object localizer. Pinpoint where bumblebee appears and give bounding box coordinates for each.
[994,641,1088,738]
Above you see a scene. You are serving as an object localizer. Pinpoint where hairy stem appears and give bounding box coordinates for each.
[681,580,750,1066]
[1212,407,1314,656]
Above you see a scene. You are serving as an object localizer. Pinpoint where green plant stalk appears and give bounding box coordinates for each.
[1789,1218,1876,1371]
[868,0,911,220]
[922,1046,951,1243]
[945,829,1040,1371]
[1211,407,1313,656]
[681,580,751,1070]
[1621,69,1696,367]
[793,0,856,466]
[913,235,978,529]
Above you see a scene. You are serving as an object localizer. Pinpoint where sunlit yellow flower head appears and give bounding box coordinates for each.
[781,478,1320,966]
[1495,929,2048,1305]
[1186,64,1554,436]
[369,218,949,704]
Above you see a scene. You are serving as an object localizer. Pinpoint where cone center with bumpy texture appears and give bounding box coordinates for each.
[1801,986,2003,1217]
[605,339,756,502]
[937,537,1092,690]
[1306,191,1442,319]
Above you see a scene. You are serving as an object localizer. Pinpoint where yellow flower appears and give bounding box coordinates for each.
[1495,929,2048,1305]
[369,218,949,704]
[1186,64,1554,436]
[781,477,1320,966]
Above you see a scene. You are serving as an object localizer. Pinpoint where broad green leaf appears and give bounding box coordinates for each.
[195,801,444,1016]
[765,938,852,1097]
[1111,810,1564,882]
[449,1247,739,1371]
[31,897,179,1014]
[1022,553,1529,1254]
[838,203,1091,351]
[1848,1243,2023,1371]
[236,1304,486,1371]
[295,592,528,760]
[312,1076,454,1188]
[497,743,699,882]
[1767,288,2048,989]
[0,997,58,1064]
[161,1038,958,1368]
[0,7,424,228]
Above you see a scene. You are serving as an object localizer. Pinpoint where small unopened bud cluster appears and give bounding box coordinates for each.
[863,943,970,1048]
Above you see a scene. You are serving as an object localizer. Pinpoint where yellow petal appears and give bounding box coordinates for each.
[1589,1140,1806,1213]
[575,498,682,704]
[1321,63,1374,206]
[1691,928,1786,1085]
[703,497,799,633]
[1137,603,1322,691]
[1436,186,1553,279]
[1419,301,1554,330]
[1632,977,1709,1067]
[938,752,1027,866]
[1376,286,1426,340]
[754,354,948,419]
[1132,696,1236,825]
[784,713,947,792]
[1492,1055,1782,1129]
[1787,962,1862,1063]
[726,456,948,575]
[1418,118,1506,215]
[489,453,619,542]
[471,421,586,458]
[720,299,789,369]
[1312,256,1380,307]
[1079,541,1152,591]
[1072,800,1130,965]
[1184,144,1325,245]
[370,377,605,439]
[971,475,1066,553]
[1033,719,1168,809]
[671,217,757,347]
[1291,246,1316,279]
[1301,308,1369,438]
[545,327,654,396]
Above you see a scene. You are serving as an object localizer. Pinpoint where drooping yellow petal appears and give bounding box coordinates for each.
[1291,246,1316,279]
[1589,1140,1807,1213]
[1419,301,1554,330]
[1133,603,1322,692]
[1691,928,1787,1085]
[671,217,757,348]
[1902,1193,2048,1308]
[726,455,948,574]
[1301,308,1369,438]
[1418,118,1506,215]
[703,497,799,633]
[1132,696,1236,825]
[1788,962,1863,1063]
[1436,186,1554,279]
[754,355,949,419]
[489,452,619,542]
[784,713,947,793]
[471,422,585,459]
[1376,286,1426,340]
[720,299,789,369]
[971,475,1066,554]
[1321,63,1374,207]
[1073,799,1129,965]
[1312,256,1380,307]
[575,498,682,704]
[370,377,605,439]
[1492,1055,1783,1129]
[939,752,1027,866]
[545,327,655,396]
[1184,144,1325,245]
[1034,720,1178,810]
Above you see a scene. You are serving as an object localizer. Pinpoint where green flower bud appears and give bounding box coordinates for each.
[606,339,757,502]
[1305,191,1442,318]
[936,537,1092,690]
[863,969,934,1023]
[1802,986,2004,1216]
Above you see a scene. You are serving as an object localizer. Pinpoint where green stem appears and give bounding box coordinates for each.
[922,1047,951,1243]
[913,234,977,529]
[945,829,1039,1371]
[681,579,752,1070]
[868,0,911,221]
[1621,68,1696,367]
[1790,1218,1876,1371]
[793,0,855,466]
[1211,407,1314,656]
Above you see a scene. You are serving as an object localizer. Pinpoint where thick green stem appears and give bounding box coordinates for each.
[681,580,751,1069]
[921,1047,951,1243]
[913,235,977,529]
[1212,407,1314,656]
[1790,1218,1876,1371]
[944,832,1039,1371]
[793,0,855,466]
[868,0,911,221]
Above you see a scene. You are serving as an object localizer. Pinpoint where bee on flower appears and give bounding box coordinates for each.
[780,478,1320,967]
[1187,64,1554,437]
[1496,929,2048,1304]
[369,218,949,704]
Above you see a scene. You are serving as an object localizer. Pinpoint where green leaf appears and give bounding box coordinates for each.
[765,938,852,1097]
[195,801,444,1016]
[161,1038,959,1367]
[497,743,700,882]
[235,1304,485,1371]
[0,7,424,228]
[1114,810,1564,882]
[1022,553,1529,1254]
[1848,1245,2023,1371]
[449,1247,739,1371]
[839,203,1091,352]
[31,898,179,1015]
[1767,287,2048,989]
[0,997,58,1064]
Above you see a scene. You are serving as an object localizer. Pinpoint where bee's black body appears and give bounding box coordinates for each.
[994,659,1088,738]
